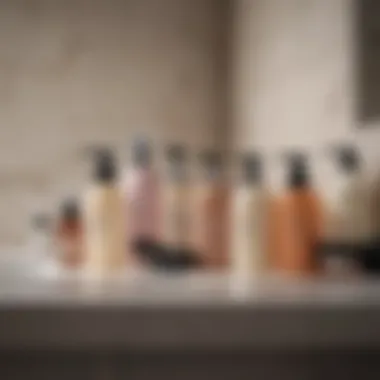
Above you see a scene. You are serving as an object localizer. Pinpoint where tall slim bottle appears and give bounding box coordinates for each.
[161,145,191,255]
[273,153,323,276]
[324,145,371,275]
[191,150,229,268]
[122,137,160,262]
[231,152,268,277]
[84,149,126,276]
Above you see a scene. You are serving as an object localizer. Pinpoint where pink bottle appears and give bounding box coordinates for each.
[123,138,160,258]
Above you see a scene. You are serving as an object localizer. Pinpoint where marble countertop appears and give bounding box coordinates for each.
[0,253,380,350]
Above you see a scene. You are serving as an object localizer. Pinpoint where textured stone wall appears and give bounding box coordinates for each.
[0,0,229,243]
[232,0,380,194]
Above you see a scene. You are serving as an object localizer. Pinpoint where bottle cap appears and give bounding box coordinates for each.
[166,144,187,181]
[334,145,360,172]
[131,137,152,168]
[241,152,262,184]
[60,198,80,221]
[166,144,186,163]
[284,152,310,188]
[199,150,223,181]
[93,148,117,182]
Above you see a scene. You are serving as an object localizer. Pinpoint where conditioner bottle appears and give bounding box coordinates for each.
[84,149,126,276]
[231,152,268,278]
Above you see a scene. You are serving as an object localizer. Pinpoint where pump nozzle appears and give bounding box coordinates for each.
[199,149,223,180]
[332,145,360,172]
[131,136,153,167]
[241,151,263,184]
[283,151,310,188]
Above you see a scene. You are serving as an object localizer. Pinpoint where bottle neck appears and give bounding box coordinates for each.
[168,162,187,183]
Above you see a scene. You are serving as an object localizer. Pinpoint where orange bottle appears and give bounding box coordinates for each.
[271,154,323,276]
[55,198,84,269]
[191,150,229,269]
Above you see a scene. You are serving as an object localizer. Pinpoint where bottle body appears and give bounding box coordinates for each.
[231,186,268,276]
[161,182,190,251]
[323,174,372,275]
[274,189,322,276]
[191,183,229,268]
[56,220,83,268]
[84,185,126,275]
[123,167,160,260]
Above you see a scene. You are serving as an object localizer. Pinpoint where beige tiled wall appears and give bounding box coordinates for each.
[232,0,380,194]
[0,0,229,243]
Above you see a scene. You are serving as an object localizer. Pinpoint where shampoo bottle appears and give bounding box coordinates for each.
[123,137,160,262]
[231,152,268,278]
[191,150,229,269]
[274,153,323,276]
[161,144,192,257]
[323,146,369,275]
[84,149,126,276]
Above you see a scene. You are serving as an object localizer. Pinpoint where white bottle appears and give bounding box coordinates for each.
[84,149,126,276]
[323,146,370,275]
[231,153,268,281]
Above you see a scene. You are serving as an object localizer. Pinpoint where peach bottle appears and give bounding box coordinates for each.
[191,150,229,269]
[161,145,192,254]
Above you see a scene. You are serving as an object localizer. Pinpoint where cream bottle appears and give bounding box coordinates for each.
[161,145,191,255]
[84,149,126,276]
[323,146,370,275]
[231,153,268,278]
[122,137,160,262]
[191,150,229,269]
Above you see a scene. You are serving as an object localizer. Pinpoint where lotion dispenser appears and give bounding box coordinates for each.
[84,148,126,276]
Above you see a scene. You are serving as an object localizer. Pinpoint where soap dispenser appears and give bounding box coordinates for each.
[230,152,268,278]
[191,150,229,269]
[122,137,160,262]
[273,153,323,276]
[84,148,126,276]
[322,145,369,275]
[161,144,192,255]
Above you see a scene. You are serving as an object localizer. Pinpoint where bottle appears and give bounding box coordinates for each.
[84,148,126,276]
[273,153,323,276]
[122,137,160,262]
[191,150,229,269]
[324,145,371,275]
[161,144,192,255]
[230,152,268,278]
[29,211,53,259]
[55,198,83,269]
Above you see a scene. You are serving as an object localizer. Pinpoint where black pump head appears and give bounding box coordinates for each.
[284,152,310,188]
[60,198,80,221]
[241,152,263,184]
[166,144,186,163]
[335,145,360,173]
[93,148,117,182]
